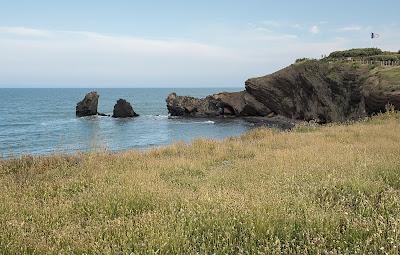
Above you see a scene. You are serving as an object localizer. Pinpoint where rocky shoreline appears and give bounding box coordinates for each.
[76,49,400,125]
[166,59,400,124]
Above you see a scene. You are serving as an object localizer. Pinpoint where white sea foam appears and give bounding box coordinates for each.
[187,120,215,124]
[152,115,169,120]
[1,88,248,157]
[171,120,215,125]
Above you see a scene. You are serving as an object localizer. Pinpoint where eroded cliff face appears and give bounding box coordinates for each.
[245,61,368,123]
[167,61,400,122]
[364,91,400,113]
[76,91,99,117]
[166,91,270,117]
[362,70,400,114]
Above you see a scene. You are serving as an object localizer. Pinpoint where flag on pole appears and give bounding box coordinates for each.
[371,32,380,39]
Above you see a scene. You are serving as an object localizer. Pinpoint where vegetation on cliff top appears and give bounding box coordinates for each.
[326,48,400,62]
[368,66,400,92]
[328,48,384,58]
[293,49,400,94]
[294,48,400,64]
[1,111,400,254]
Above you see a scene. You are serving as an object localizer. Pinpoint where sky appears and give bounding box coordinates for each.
[0,0,399,88]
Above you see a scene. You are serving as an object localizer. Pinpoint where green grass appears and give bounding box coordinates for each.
[369,66,400,91]
[328,48,384,58]
[379,66,400,87]
[365,54,400,62]
[1,112,400,254]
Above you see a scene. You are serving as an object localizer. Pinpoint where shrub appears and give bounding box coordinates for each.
[365,54,400,61]
[295,58,310,63]
[351,62,361,69]
[329,48,383,58]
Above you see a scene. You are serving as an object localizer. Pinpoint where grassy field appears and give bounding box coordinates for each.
[377,66,400,90]
[1,112,400,254]
[365,66,400,93]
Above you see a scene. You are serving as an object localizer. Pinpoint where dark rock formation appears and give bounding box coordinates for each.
[245,61,368,123]
[166,93,220,117]
[76,92,99,117]
[112,99,138,118]
[166,91,270,117]
[243,115,298,130]
[363,75,400,114]
[364,91,400,113]
[213,91,271,116]
[166,58,400,123]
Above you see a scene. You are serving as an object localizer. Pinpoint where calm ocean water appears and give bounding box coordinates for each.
[0,88,256,158]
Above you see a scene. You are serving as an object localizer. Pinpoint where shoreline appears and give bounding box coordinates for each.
[0,113,378,161]
[0,115,298,160]
[0,113,375,161]
[1,111,399,253]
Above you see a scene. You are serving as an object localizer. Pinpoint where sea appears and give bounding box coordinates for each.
[0,88,259,158]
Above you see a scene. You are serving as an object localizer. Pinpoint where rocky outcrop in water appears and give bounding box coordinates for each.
[166,93,221,117]
[213,91,271,116]
[76,91,99,117]
[112,99,138,118]
[166,61,369,122]
[166,91,270,117]
[167,57,400,123]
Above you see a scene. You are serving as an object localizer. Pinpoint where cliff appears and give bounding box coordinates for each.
[245,61,368,122]
[167,49,400,123]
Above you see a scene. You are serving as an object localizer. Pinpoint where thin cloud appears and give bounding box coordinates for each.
[0,27,236,58]
[292,24,302,29]
[258,20,304,30]
[261,20,282,28]
[0,27,245,86]
[0,26,51,37]
[254,26,273,33]
[310,25,320,34]
[2,25,398,87]
[338,25,363,31]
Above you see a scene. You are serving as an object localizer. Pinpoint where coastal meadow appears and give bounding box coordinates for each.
[1,112,400,254]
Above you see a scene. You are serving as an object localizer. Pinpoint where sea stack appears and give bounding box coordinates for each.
[76,91,99,117]
[112,99,139,118]
[166,92,270,117]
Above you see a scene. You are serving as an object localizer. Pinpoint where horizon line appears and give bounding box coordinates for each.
[0,86,244,89]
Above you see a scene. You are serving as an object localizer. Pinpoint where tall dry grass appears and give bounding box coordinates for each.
[1,112,400,254]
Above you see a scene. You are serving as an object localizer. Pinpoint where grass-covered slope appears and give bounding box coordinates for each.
[368,66,400,92]
[328,48,400,61]
[363,66,400,114]
[1,112,400,254]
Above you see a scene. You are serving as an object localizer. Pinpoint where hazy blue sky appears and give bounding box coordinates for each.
[0,0,399,87]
